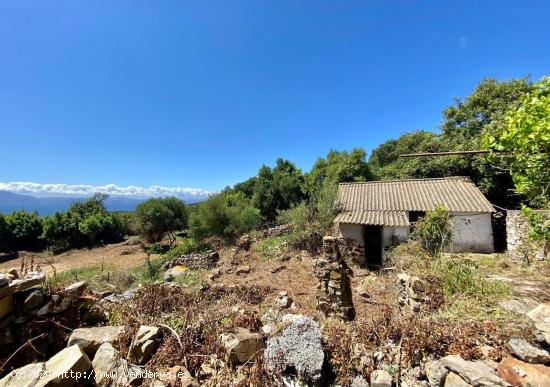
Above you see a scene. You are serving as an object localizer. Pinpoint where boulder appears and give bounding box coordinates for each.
[265,315,325,386]
[444,372,472,387]
[356,283,371,299]
[220,327,263,363]
[164,265,188,281]
[351,375,370,387]
[497,357,550,387]
[498,299,539,316]
[440,355,507,386]
[0,295,13,320]
[34,344,92,386]
[67,326,124,357]
[527,303,550,346]
[20,289,46,313]
[426,360,450,387]
[0,273,8,288]
[129,325,159,365]
[92,342,142,387]
[0,272,45,298]
[507,338,550,364]
[275,291,292,309]
[0,362,44,387]
[371,369,392,387]
[63,281,87,296]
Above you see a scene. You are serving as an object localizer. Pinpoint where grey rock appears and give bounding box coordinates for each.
[426,360,449,387]
[236,265,251,275]
[275,291,293,309]
[351,375,370,387]
[67,325,124,357]
[64,281,87,296]
[507,338,550,364]
[34,344,92,387]
[0,362,44,387]
[265,315,325,386]
[444,372,472,387]
[129,325,159,365]
[498,299,539,316]
[20,289,46,313]
[370,370,392,387]
[220,327,263,363]
[92,342,142,387]
[0,272,45,298]
[440,355,508,386]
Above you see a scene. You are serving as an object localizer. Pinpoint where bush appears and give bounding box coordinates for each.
[0,214,9,250]
[189,193,260,241]
[277,183,339,251]
[42,211,81,252]
[411,206,453,257]
[135,197,188,243]
[5,210,44,251]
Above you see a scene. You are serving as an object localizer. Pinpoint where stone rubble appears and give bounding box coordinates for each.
[313,236,355,321]
[162,251,219,271]
[507,338,550,364]
[129,325,160,365]
[220,327,263,363]
[67,325,125,357]
[265,314,325,386]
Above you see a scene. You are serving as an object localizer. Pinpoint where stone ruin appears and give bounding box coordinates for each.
[313,236,355,320]
[161,250,220,271]
[506,210,548,262]
[397,273,427,314]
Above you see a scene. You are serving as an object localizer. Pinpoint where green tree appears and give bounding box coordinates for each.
[484,76,550,206]
[5,210,43,251]
[308,148,372,191]
[135,197,188,243]
[42,211,81,252]
[0,214,9,250]
[189,193,260,240]
[252,159,305,221]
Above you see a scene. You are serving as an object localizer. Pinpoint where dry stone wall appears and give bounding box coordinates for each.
[507,210,547,262]
[313,236,355,320]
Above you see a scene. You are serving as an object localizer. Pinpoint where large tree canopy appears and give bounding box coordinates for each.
[367,78,534,208]
[484,76,550,207]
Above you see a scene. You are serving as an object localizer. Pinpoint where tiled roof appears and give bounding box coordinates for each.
[336,177,494,226]
[335,210,409,227]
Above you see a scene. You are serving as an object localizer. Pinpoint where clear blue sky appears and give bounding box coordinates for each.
[1,1,548,193]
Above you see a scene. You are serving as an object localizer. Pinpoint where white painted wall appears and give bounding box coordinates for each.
[449,213,494,253]
[382,226,409,246]
[338,223,363,242]
[337,212,494,264]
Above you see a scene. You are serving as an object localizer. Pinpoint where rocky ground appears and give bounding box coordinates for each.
[0,229,549,386]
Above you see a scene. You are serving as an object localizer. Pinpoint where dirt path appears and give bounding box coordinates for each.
[0,241,148,276]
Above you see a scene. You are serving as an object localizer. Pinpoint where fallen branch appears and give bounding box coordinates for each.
[0,333,48,373]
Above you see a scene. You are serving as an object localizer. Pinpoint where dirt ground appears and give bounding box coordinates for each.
[0,241,149,276]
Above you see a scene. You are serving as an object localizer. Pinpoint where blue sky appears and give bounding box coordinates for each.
[0,1,548,197]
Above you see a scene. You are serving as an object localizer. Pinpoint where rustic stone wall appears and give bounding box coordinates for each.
[397,273,427,314]
[506,210,547,262]
[337,237,366,267]
[313,236,355,320]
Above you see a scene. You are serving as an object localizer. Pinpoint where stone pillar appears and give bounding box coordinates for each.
[313,236,355,321]
[506,210,547,262]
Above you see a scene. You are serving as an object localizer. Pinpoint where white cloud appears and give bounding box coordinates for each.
[0,181,212,201]
[458,36,468,48]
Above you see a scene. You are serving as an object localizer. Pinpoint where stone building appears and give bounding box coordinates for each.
[334,177,495,267]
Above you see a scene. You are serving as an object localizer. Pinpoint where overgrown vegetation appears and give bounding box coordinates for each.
[411,206,453,257]
[135,197,188,243]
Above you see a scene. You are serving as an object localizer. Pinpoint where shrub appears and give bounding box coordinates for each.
[5,210,44,251]
[411,206,453,257]
[42,211,81,252]
[189,193,260,241]
[0,214,9,250]
[277,183,339,251]
[79,213,123,246]
[135,197,188,243]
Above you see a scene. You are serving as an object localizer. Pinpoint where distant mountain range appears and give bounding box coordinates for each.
[0,191,202,215]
